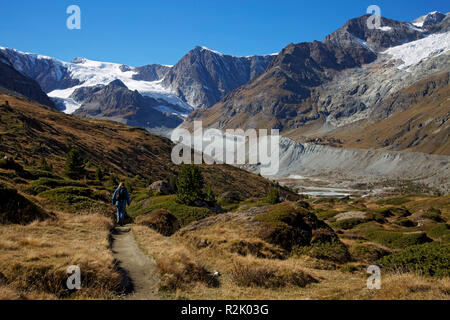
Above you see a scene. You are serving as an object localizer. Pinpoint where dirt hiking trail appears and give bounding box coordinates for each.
[111,225,160,300]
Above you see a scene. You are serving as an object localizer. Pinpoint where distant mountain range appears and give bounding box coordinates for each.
[0,51,55,108]
[0,44,274,136]
[183,12,450,155]
[0,11,449,151]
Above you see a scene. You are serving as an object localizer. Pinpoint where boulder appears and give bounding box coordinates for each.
[148,180,173,195]
[219,191,241,203]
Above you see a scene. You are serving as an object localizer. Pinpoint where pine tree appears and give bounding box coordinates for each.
[108,174,119,188]
[169,175,178,193]
[40,158,52,172]
[176,165,204,205]
[267,188,281,204]
[64,148,86,179]
[95,167,104,181]
[205,185,216,206]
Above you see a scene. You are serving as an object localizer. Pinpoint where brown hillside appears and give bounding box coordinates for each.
[0,94,294,199]
[298,72,450,155]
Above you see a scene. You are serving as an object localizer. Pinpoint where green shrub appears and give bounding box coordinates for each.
[39,158,53,172]
[27,169,62,180]
[256,202,338,251]
[350,244,390,263]
[129,195,214,227]
[427,224,450,243]
[331,218,366,230]
[0,157,23,172]
[378,242,450,278]
[0,183,54,224]
[422,209,443,222]
[395,218,416,227]
[363,227,432,249]
[315,209,339,220]
[204,185,216,206]
[375,196,411,206]
[39,187,106,213]
[340,264,358,273]
[95,168,104,181]
[28,178,86,195]
[294,240,351,263]
[135,209,180,236]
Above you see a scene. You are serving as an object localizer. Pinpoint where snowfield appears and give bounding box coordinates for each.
[48,58,191,114]
[383,31,450,69]
[0,47,192,115]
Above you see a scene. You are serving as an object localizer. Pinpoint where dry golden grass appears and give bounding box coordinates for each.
[0,93,292,200]
[0,211,121,299]
[132,199,450,300]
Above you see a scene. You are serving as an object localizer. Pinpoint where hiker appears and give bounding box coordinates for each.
[112,182,131,226]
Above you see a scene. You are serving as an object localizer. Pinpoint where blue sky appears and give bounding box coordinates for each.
[0,0,448,66]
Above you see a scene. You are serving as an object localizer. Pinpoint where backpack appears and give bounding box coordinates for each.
[116,187,126,202]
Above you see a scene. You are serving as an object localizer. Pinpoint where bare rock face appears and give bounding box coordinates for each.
[72,80,184,131]
[162,46,274,109]
[148,180,173,195]
[183,13,450,156]
[0,48,80,93]
[0,52,55,108]
[132,64,172,81]
[327,15,424,51]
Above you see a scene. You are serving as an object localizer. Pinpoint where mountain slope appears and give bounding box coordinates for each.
[72,79,186,135]
[0,48,190,115]
[132,64,172,81]
[313,72,449,155]
[162,46,274,108]
[0,52,55,108]
[0,93,295,199]
[183,13,450,155]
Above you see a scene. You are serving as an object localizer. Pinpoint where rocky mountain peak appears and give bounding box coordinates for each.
[326,15,424,51]
[108,79,128,89]
[413,11,446,28]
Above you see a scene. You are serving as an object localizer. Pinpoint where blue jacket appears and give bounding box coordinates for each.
[112,186,131,206]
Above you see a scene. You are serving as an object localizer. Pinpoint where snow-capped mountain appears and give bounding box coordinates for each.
[0,51,55,108]
[0,45,274,113]
[412,11,446,28]
[70,79,186,136]
[0,47,191,115]
[383,30,450,69]
[183,12,450,154]
[162,46,275,109]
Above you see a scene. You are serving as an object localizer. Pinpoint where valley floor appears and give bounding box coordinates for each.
[0,193,449,300]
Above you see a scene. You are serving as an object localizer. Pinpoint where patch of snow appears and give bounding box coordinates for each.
[200,46,224,56]
[50,96,81,114]
[45,58,192,114]
[412,11,444,27]
[154,105,190,117]
[350,34,374,52]
[407,23,424,32]
[383,31,450,70]
[379,26,392,32]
